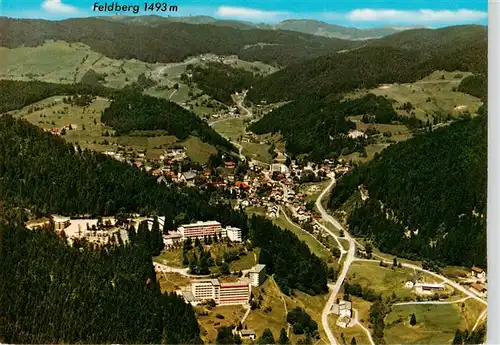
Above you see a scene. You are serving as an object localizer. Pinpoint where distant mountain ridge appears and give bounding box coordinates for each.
[0,17,353,66]
[102,15,419,40]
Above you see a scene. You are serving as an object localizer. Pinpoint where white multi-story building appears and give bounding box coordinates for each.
[248,264,266,287]
[178,221,222,239]
[53,215,70,230]
[190,279,250,305]
[224,226,242,242]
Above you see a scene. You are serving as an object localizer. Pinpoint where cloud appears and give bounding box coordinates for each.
[347,9,487,24]
[41,0,79,14]
[216,6,288,21]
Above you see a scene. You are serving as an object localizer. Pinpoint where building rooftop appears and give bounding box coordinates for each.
[180,220,221,228]
[181,291,196,302]
[249,264,266,273]
[471,283,487,292]
[192,279,221,286]
[53,215,70,222]
[240,330,256,336]
[472,266,484,273]
[415,282,444,289]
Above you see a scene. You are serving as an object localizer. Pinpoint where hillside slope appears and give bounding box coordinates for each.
[328,115,487,267]
[0,17,353,67]
[247,25,487,102]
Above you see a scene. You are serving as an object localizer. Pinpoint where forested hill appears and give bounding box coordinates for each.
[0,80,234,152]
[0,17,353,66]
[0,222,201,344]
[0,115,245,228]
[0,115,328,295]
[328,115,487,268]
[191,62,262,104]
[100,90,235,151]
[248,95,387,161]
[247,26,487,102]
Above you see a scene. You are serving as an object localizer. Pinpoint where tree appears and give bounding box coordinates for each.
[216,326,241,344]
[409,313,417,326]
[278,328,290,344]
[351,337,357,345]
[339,229,344,237]
[365,243,373,257]
[221,262,230,275]
[452,329,463,345]
[392,257,398,268]
[258,328,275,344]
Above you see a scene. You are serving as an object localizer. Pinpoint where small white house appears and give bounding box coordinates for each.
[471,266,486,281]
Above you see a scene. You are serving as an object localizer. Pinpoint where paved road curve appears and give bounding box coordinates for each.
[316,174,359,345]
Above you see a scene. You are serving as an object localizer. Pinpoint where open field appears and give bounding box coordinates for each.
[0,41,157,88]
[230,248,259,272]
[245,277,288,341]
[154,248,185,268]
[156,272,191,292]
[196,305,247,343]
[346,262,439,301]
[345,70,482,122]
[212,118,246,141]
[211,117,274,163]
[328,314,371,345]
[241,142,273,163]
[9,96,216,163]
[384,304,461,345]
[273,214,333,261]
[460,298,487,331]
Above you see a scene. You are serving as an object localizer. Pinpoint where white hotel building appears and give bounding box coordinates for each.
[178,221,222,239]
[221,226,242,242]
[190,279,251,305]
[248,264,267,287]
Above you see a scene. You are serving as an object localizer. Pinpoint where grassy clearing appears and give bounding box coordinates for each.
[183,136,218,163]
[156,272,191,292]
[440,266,471,280]
[154,248,185,268]
[230,248,259,272]
[384,304,461,345]
[241,142,273,163]
[273,214,333,261]
[197,305,247,344]
[328,314,371,345]
[11,96,216,163]
[460,298,486,331]
[245,277,288,341]
[0,41,157,88]
[346,70,482,122]
[346,262,420,301]
[211,118,247,141]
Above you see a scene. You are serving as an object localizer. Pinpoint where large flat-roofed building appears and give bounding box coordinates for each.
[224,226,242,242]
[414,282,445,294]
[178,221,222,239]
[248,264,266,287]
[190,279,250,305]
[219,281,251,305]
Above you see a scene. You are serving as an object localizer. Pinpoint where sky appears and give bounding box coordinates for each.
[0,0,488,28]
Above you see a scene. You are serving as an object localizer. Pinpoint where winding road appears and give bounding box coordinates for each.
[314,173,486,345]
[316,174,361,345]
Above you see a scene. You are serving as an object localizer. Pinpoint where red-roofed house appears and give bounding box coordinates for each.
[225,161,236,168]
